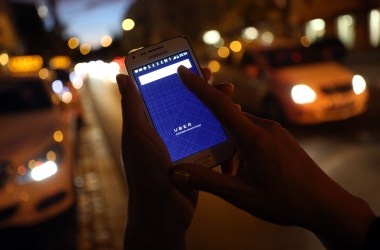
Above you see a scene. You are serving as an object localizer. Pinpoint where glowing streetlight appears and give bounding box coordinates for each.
[68,37,80,49]
[208,60,221,73]
[229,40,242,53]
[261,31,274,46]
[37,4,48,18]
[203,30,221,45]
[242,27,258,42]
[217,46,230,58]
[0,53,9,66]
[100,35,113,47]
[79,43,91,55]
[122,18,135,31]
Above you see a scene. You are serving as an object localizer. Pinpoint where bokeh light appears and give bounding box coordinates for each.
[300,36,312,47]
[0,53,9,66]
[53,130,64,142]
[229,40,242,53]
[52,80,63,94]
[80,43,91,55]
[203,30,221,45]
[122,18,135,31]
[70,71,84,89]
[61,91,73,104]
[242,27,259,41]
[100,35,113,47]
[208,60,221,73]
[46,151,56,161]
[39,68,49,79]
[68,37,80,49]
[261,31,274,46]
[217,46,230,58]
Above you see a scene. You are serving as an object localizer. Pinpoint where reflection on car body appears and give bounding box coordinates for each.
[236,45,369,125]
[0,76,77,228]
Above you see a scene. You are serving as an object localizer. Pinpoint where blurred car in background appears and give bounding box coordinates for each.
[225,45,369,125]
[0,59,77,228]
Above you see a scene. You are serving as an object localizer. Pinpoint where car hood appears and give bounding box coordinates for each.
[273,61,353,86]
[0,109,60,164]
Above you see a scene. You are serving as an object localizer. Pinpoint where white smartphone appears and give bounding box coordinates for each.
[124,36,234,167]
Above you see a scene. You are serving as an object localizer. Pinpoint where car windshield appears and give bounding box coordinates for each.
[263,47,324,68]
[0,78,52,115]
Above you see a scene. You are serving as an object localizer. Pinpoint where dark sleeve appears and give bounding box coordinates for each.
[362,217,380,249]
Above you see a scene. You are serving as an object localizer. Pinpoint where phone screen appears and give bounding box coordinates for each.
[131,50,228,162]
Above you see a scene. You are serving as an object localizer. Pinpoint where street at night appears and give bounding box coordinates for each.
[1,1,380,249]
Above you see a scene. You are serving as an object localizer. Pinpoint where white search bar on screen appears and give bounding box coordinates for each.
[139,59,192,85]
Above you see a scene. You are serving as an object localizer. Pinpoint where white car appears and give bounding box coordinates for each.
[241,46,369,125]
[0,76,77,228]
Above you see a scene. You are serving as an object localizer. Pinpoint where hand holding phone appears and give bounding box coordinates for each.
[125,36,234,167]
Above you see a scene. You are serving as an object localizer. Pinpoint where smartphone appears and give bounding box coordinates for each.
[124,36,234,167]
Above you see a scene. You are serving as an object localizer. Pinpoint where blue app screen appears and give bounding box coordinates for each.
[132,50,228,162]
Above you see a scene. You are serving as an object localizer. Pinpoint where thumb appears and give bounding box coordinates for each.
[170,164,254,207]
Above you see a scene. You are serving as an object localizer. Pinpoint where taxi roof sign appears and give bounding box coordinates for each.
[8,55,43,73]
[49,56,71,70]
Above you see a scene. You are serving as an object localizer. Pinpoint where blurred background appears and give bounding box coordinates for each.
[0,0,379,249]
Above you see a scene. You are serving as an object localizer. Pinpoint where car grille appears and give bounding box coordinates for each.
[37,191,68,211]
[321,84,352,95]
[0,204,19,221]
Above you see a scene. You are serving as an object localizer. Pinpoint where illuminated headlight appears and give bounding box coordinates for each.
[291,84,316,104]
[352,75,366,95]
[30,161,58,181]
[16,144,63,184]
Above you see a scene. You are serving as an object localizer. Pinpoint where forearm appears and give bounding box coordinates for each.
[124,204,188,250]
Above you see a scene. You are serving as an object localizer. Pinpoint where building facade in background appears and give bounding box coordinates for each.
[121,0,380,54]
[288,0,380,50]
[0,2,20,55]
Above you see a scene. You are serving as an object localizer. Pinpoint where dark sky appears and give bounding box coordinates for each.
[11,0,133,49]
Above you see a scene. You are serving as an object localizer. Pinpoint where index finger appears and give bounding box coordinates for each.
[177,66,261,143]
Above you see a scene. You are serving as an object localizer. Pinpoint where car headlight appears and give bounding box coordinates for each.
[30,161,58,181]
[15,144,64,184]
[291,84,316,104]
[352,75,366,95]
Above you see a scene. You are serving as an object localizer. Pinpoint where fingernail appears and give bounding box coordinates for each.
[177,65,186,71]
[177,65,191,76]
[171,170,191,185]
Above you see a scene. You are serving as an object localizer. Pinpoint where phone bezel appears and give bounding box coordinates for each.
[124,36,234,167]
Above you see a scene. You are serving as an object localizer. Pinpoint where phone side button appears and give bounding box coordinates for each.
[194,155,213,165]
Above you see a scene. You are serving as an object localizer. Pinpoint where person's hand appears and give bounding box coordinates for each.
[171,66,376,249]
[117,73,199,250]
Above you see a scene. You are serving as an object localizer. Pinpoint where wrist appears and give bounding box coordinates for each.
[362,217,380,249]
[124,221,187,250]
[309,196,375,249]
